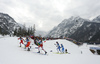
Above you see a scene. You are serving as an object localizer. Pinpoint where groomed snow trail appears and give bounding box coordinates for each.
[0,37,100,64]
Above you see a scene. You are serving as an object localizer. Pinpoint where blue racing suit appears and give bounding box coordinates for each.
[56,43,60,52]
[61,44,64,53]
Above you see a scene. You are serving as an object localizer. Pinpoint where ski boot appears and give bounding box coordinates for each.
[27,48,30,51]
[20,44,21,47]
[30,46,31,49]
[45,51,47,55]
[37,51,40,53]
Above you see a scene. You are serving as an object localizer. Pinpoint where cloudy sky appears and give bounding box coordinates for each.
[0,0,100,32]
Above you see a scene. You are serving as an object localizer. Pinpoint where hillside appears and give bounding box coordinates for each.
[69,22,100,44]
[46,16,90,38]
[46,16,100,44]
[0,13,21,34]
[0,36,100,64]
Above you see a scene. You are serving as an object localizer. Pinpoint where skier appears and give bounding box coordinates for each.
[37,37,47,54]
[25,37,31,51]
[18,37,24,47]
[61,44,64,53]
[56,41,61,53]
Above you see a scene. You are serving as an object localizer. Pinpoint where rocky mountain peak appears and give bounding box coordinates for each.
[92,15,100,23]
[0,13,20,34]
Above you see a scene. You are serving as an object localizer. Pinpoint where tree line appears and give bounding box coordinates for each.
[0,24,35,37]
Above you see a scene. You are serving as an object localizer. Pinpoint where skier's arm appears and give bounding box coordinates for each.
[54,44,58,47]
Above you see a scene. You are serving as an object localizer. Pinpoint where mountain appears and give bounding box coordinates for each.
[46,16,90,38]
[69,21,100,44]
[0,13,47,36]
[46,16,100,44]
[92,15,100,23]
[69,16,100,44]
[0,13,21,34]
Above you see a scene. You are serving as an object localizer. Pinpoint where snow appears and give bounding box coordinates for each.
[0,37,100,64]
[87,24,91,27]
[88,36,93,40]
[0,35,3,38]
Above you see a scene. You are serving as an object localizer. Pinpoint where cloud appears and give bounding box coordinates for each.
[0,0,100,32]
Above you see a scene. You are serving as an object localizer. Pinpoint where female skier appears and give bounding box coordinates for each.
[56,41,61,53]
[25,37,31,51]
[37,37,47,54]
[61,44,64,53]
[18,37,24,47]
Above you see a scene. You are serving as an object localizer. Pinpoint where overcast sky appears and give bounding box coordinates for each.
[0,0,100,32]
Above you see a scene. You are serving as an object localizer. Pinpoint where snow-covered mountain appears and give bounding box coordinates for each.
[46,16,100,44]
[69,16,100,43]
[46,16,90,38]
[92,15,100,23]
[0,13,21,34]
[69,21,100,43]
[0,13,47,36]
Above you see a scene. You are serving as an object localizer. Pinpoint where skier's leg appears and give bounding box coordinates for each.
[37,46,40,53]
[58,47,60,53]
[20,42,21,47]
[62,48,64,53]
[27,43,30,51]
[57,48,59,53]
[24,44,26,49]
[27,47,30,51]
[41,45,47,54]
[41,46,45,51]
[60,48,63,53]
[21,40,24,44]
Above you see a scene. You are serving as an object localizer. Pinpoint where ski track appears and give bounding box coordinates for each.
[0,37,100,64]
